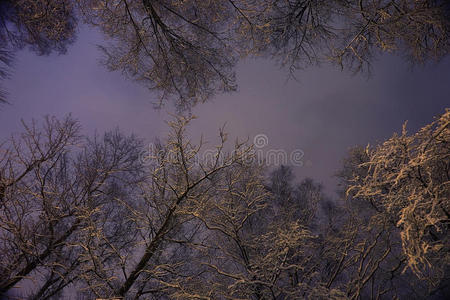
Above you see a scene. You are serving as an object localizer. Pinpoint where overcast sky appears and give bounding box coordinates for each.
[1,27,449,195]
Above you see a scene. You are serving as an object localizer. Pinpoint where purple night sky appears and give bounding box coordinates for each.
[1,26,449,195]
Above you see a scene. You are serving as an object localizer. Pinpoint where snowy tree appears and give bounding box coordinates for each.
[346,109,450,288]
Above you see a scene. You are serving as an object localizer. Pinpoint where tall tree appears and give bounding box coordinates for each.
[2,113,448,299]
[346,109,450,287]
[0,115,144,298]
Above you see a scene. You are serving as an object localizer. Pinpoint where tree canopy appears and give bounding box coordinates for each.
[0,0,77,103]
[346,109,450,284]
[1,111,449,299]
[1,0,449,107]
[0,1,449,298]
